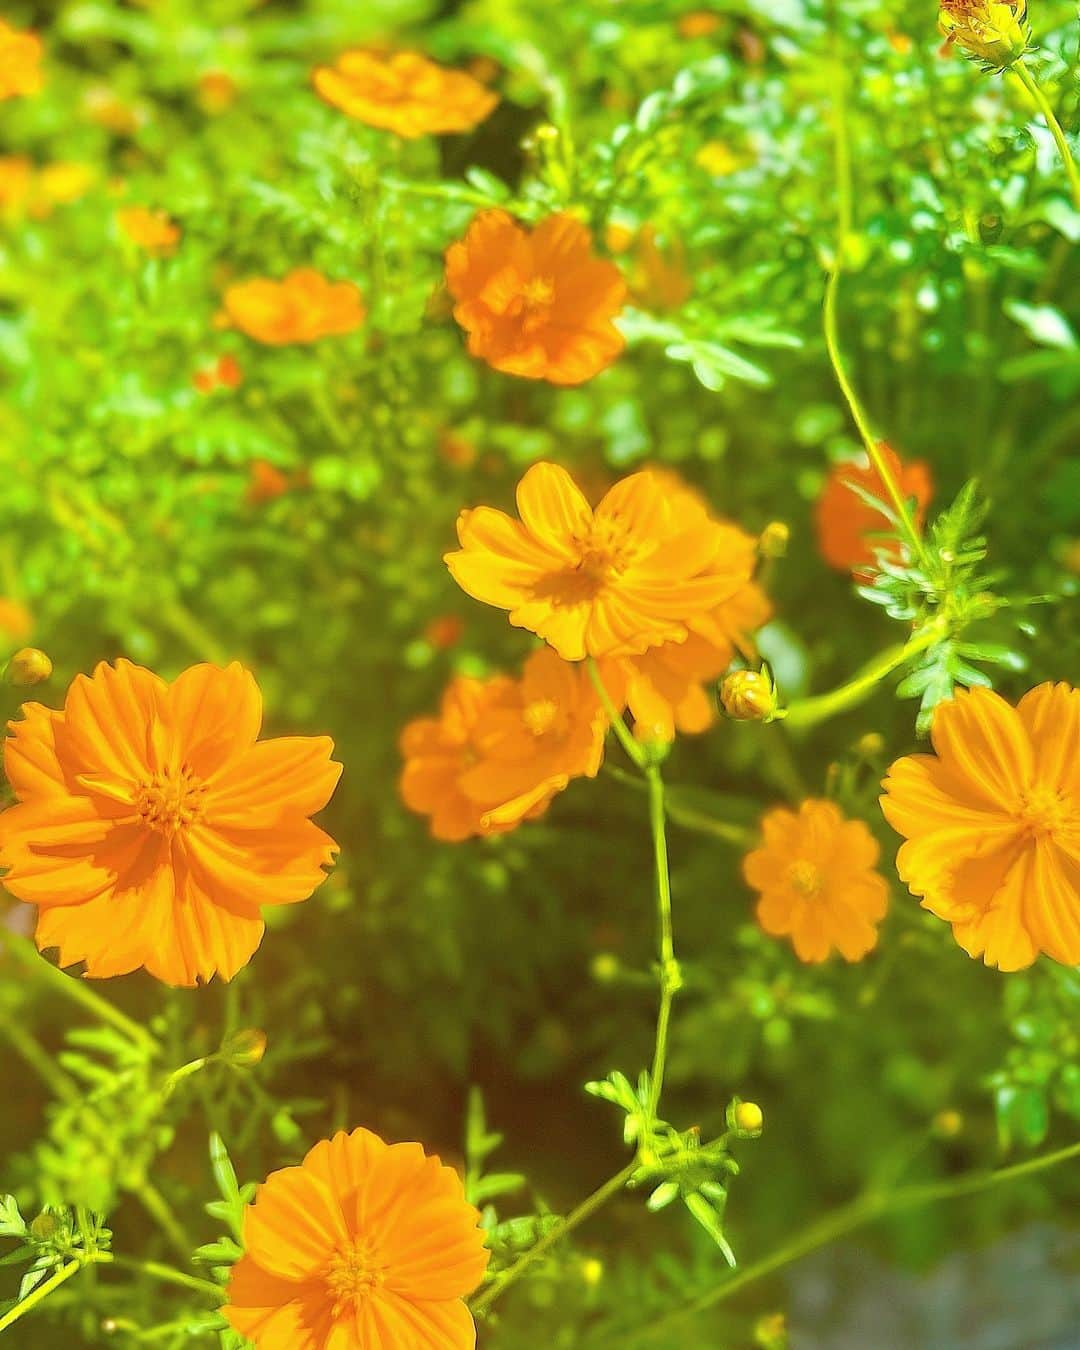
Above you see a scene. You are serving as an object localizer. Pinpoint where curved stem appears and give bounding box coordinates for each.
[471,1162,637,1318]
[0,1251,112,1335]
[0,928,158,1057]
[1013,61,1080,211]
[631,1137,1080,1342]
[587,659,646,769]
[134,1181,193,1266]
[824,29,930,572]
[784,625,941,729]
[109,1256,222,1301]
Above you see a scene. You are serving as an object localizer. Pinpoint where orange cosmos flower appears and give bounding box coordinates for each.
[598,521,771,740]
[445,211,627,385]
[815,442,933,577]
[223,269,366,346]
[445,462,746,661]
[0,660,341,985]
[0,598,33,644]
[223,1127,489,1350]
[313,49,497,138]
[117,206,181,257]
[0,21,43,101]
[743,799,889,962]
[881,683,1080,971]
[401,648,607,840]
[194,354,244,394]
[678,11,723,39]
[399,674,514,841]
[246,459,292,506]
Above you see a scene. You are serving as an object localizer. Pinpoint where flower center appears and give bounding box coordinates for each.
[523,697,559,737]
[575,517,638,584]
[517,275,555,332]
[1014,784,1068,840]
[787,860,823,898]
[133,767,206,836]
[325,1237,386,1315]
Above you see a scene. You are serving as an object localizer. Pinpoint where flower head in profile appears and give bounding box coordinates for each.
[314,49,498,138]
[743,799,889,962]
[881,683,1079,971]
[223,269,366,346]
[400,648,607,839]
[446,463,746,661]
[815,442,933,579]
[223,1127,489,1350]
[0,660,341,985]
[938,0,1030,70]
[445,211,627,385]
[0,21,43,101]
[117,206,181,257]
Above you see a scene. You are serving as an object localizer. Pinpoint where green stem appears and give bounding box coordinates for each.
[587,659,647,769]
[823,33,930,572]
[0,1251,112,1335]
[0,929,158,1057]
[644,764,678,1127]
[1013,61,1080,211]
[784,625,942,729]
[631,1137,1080,1342]
[604,766,755,847]
[134,1181,193,1266]
[110,1256,222,1301]
[0,1018,82,1105]
[471,1161,637,1318]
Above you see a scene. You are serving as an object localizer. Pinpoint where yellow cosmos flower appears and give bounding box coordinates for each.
[445,463,746,662]
[938,0,1030,70]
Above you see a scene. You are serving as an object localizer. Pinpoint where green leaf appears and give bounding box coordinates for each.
[0,1197,27,1241]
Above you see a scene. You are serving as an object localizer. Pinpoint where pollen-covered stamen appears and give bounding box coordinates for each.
[523,697,560,737]
[1014,785,1069,840]
[574,516,641,583]
[515,275,556,333]
[787,860,824,899]
[133,766,207,836]
[325,1236,387,1315]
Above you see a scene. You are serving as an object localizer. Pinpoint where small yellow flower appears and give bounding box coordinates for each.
[732,1101,764,1134]
[938,0,1030,71]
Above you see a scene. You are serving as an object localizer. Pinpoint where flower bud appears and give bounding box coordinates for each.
[720,668,783,723]
[938,0,1030,71]
[30,1212,59,1241]
[580,1257,604,1286]
[220,1027,267,1067]
[758,521,789,559]
[590,952,620,983]
[730,1100,764,1135]
[932,1108,964,1139]
[8,647,52,686]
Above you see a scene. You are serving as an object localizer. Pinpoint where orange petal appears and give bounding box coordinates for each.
[2,702,67,799]
[514,462,591,557]
[165,662,262,777]
[62,660,165,782]
[358,1292,477,1349]
[244,1166,348,1281]
[222,1256,330,1350]
[928,687,1034,811]
[1016,681,1079,797]
[208,735,341,824]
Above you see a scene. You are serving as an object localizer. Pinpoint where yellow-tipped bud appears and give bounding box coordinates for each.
[754,1311,788,1349]
[590,952,620,983]
[938,0,1030,71]
[720,668,783,723]
[758,521,789,559]
[732,1100,765,1134]
[8,647,53,686]
[220,1027,267,1067]
[933,1108,964,1139]
[855,732,885,757]
[581,1257,604,1286]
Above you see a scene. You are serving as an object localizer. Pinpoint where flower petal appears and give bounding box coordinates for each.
[243,1166,348,1281]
